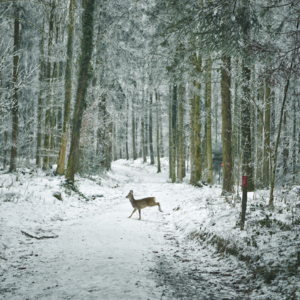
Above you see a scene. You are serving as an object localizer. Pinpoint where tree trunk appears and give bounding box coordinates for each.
[177,85,183,181]
[105,116,112,171]
[232,59,239,190]
[171,85,177,183]
[169,86,172,178]
[49,61,58,168]
[36,17,45,167]
[189,94,196,184]
[269,77,291,206]
[42,1,55,170]
[56,0,75,175]
[283,108,289,179]
[145,93,149,159]
[4,131,8,168]
[255,77,264,189]
[65,0,96,182]
[241,61,253,194]
[194,54,202,182]
[206,57,213,184]
[263,83,271,188]
[160,105,164,158]
[126,98,129,160]
[132,98,137,160]
[149,92,155,165]
[9,4,20,172]
[250,68,256,190]
[156,90,161,173]
[141,90,146,162]
[56,61,63,153]
[293,93,296,181]
[221,55,233,194]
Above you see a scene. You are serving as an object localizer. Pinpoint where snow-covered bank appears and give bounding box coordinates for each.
[1,158,299,299]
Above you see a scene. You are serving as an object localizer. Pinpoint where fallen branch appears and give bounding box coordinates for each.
[21,230,58,240]
[0,256,7,261]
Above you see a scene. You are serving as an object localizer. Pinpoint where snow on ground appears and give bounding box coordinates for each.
[0,158,300,299]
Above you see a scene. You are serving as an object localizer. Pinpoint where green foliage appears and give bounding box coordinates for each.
[257,215,292,231]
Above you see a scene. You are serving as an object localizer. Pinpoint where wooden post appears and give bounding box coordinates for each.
[241,175,247,230]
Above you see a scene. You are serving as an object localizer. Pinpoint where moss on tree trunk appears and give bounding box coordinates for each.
[65,0,95,182]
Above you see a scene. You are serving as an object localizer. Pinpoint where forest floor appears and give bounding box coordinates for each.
[0,158,300,300]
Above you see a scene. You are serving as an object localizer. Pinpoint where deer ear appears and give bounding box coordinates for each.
[130,190,133,194]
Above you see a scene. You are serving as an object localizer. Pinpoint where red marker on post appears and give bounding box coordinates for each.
[242,176,247,188]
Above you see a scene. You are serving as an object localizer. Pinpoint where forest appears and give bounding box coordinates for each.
[1,1,300,299]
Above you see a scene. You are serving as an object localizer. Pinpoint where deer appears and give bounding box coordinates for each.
[125,190,162,220]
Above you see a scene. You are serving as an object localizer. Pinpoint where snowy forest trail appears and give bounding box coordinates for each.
[0,159,183,300]
[1,159,250,300]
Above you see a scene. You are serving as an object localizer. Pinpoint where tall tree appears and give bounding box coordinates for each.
[171,85,177,183]
[169,85,172,178]
[221,55,232,194]
[194,54,202,183]
[149,92,155,165]
[177,84,183,181]
[125,97,129,160]
[36,17,45,167]
[65,0,96,182]
[156,90,161,173]
[56,0,76,175]
[292,93,296,182]
[141,90,146,163]
[263,82,271,188]
[255,77,264,189]
[132,98,137,160]
[283,107,289,179]
[206,58,213,184]
[241,61,254,193]
[189,91,196,184]
[43,0,55,170]
[9,4,20,172]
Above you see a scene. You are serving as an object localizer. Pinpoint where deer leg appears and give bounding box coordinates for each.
[156,202,163,212]
[129,209,137,218]
[138,208,141,220]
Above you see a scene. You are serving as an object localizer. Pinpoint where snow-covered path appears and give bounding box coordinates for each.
[2,158,299,300]
[0,160,182,300]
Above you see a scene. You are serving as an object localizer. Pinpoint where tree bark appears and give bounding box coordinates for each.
[241,61,253,193]
[49,61,58,168]
[56,0,75,175]
[42,1,55,170]
[221,55,233,194]
[283,108,289,179]
[255,77,264,189]
[292,94,296,181]
[189,94,196,184]
[156,90,161,173]
[232,59,239,190]
[269,78,291,206]
[263,83,271,188]
[56,61,63,151]
[169,86,172,178]
[177,85,183,181]
[132,98,137,160]
[149,92,155,165]
[194,54,202,182]
[65,0,96,182]
[171,85,177,183]
[206,57,213,184]
[36,17,45,167]
[141,90,146,162]
[9,4,20,172]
